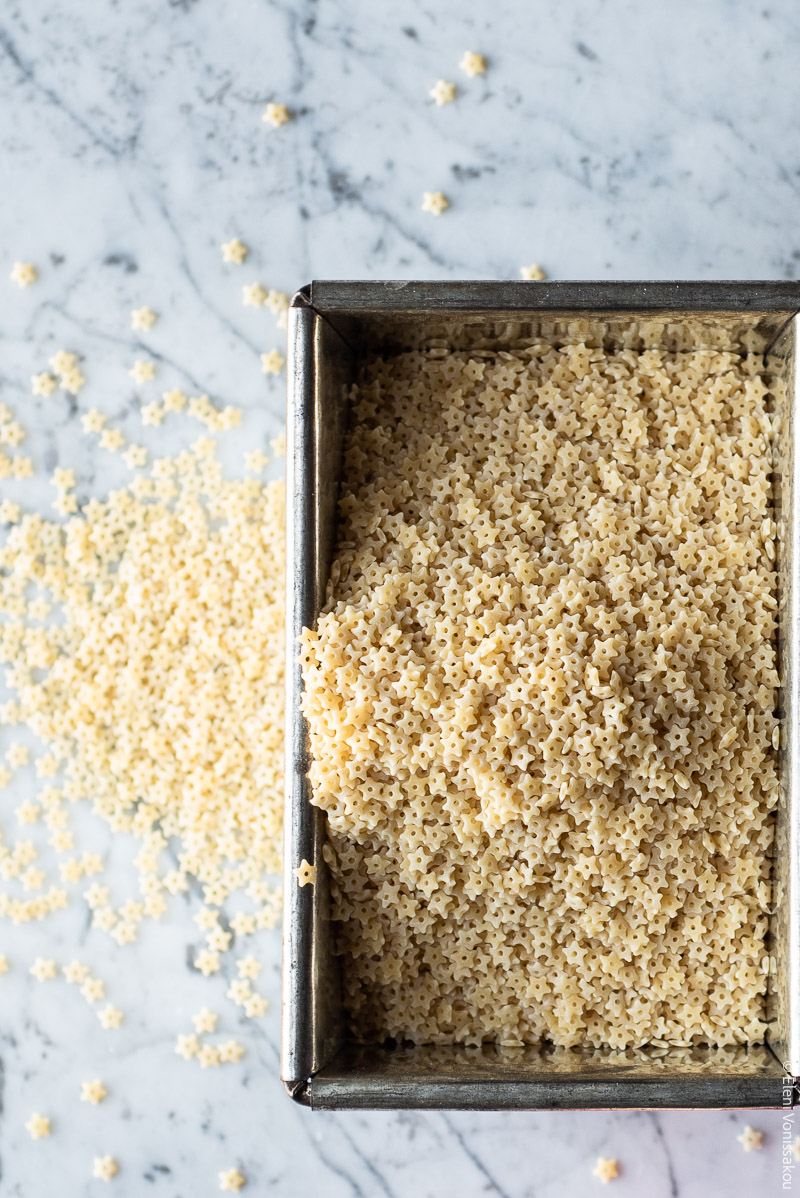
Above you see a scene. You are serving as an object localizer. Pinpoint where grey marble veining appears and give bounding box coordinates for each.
[0,0,798,1195]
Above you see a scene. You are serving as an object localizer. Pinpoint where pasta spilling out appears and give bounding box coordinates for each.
[301,342,778,1049]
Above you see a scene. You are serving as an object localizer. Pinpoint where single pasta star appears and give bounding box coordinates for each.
[421,191,449,216]
[131,306,158,331]
[227,978,252,1005]
[430,79,456,106]
[122,444,148,469]
[140,401,165,426]
[93,1155,119,1181]
[244,450,269,473]
[175,1033,201,1060]
[25,1112,51,1139]
[81,408,106,433]
[162,387,187,412]
[459,50,486,77]
[262,102,290,128]
[242,283,267,308]
[0,954,8,974]
[194,949,220,976]
[236,955,262,980]
[221,239,248,264]
[99,428,125,453]
[737,1125,764,1152]
[219,1168,246,1192]
[592,1157,619,1183]
[294,859,317,887]
[31,372,57,397]
[63,959,90,984]
[520,264,547,280]
[192,1007,218,1034]
[81,1079,107,1105]
[243,993,268,1019]
[229,913,256,936]
[10,261,37,287]
[260,350,285,375]
[80,976,105,1003]
[129,360,156,384]
[218,1040,245,1064]
[49,349,77,376]
[60,365,86,395]
[30,956,58,981]
[97,1004,124,1030]
[197,1043,221,1069]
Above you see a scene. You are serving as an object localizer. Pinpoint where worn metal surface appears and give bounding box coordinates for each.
[283,280,800,1110]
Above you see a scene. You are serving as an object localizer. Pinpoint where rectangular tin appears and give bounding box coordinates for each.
[283,281,800,1110]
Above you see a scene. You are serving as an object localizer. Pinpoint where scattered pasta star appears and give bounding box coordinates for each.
[520,264,547,280]
[122,443,148,469]
[197,1044,221,1069]
[260,349,285,376]
[265,289,289,317]
[175,1033,201,1060]
[592,1158,619,1183]
[60,365,86,395]
[131,306,158,331]
[93,1155,119,1181]
[0,498,21,524]
[244,450,269,473]
[31,371,57,397]
[10,261,37,287]
[140,400,165,426]
[63,959,90,984]
[99,428,125,453]
[25,1113,51,1139]
[218,1040,245,1064]
[129,360,156,384]
[221,239,248,264]
[194,949,221,976]
[243,994,268,1019]
[219,1168,246,1193]
[270,431,286,457]
[421,191,449,216]
[294,859,317,887]
[430,80,456,105]
[242,283,267,308]
[229,913,256,937]
[51,466,76,490]
[30,956,58,981]
[80,976,105,1003]
[227,978,252,1005]
[81,1080,107,1105]
[459,51,486,77]
[236,955,262,980]
[49,349,77,376]
[737,1126,764,1152]
[192,1007,218,1034]
[262,102,290,128]
[97,1004,124,1030]
[81,408,106,433]
[0,954,8,974]
[162,387,187,412]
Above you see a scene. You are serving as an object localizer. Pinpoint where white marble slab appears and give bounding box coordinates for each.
[0,0,798,1194]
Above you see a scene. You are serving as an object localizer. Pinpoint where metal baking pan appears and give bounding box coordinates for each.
[283,281,800,1110]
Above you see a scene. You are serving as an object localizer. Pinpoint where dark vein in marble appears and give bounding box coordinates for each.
[0,24,128,158]
[335,1121,398,1198]
[645,1112,679,1198]
[440,1113,515,1198]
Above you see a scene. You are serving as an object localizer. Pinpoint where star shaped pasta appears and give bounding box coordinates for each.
[122,444,148,469]
[61,366,86,395]
[80,976,105,1003]
[31,372,57,397]
[294,859,317,887]
[219,1168,246,1192]
[175,1033,200,1060]
[198,1044,221,1069]
[430,80,456,106]
[99,428,125,453]
[218,1040,245,1064]
[421,191,449,216]
[192,1007,218,1034]
[521,264,546,280]
[737,1125,763,1152]
[162,387,187,412]
[93,1155,119,1181]
[30,956,58,981]
[236,955,262,980]
[131,306,157,331]
[141,401,165,427]
[25,1112,51,1139]
[227,978,252,1005]
[0,954,8,974]
[0,498,20,524]
[459,51,486,77]
[242,283,267,308]
[81,408,106,433]
[97,1004,124,1030]
[244,450,269,473]
[194,949,220,976]
[262,102,290,128]
[592,1157,619,1183]
[49,350,77,375]
[260,350,285,375]
[129,360,156,384]
[229,912,256,936]
[10,261,37,287]
[81,1079,107,1105]
[63,959,90,984]
[221,239,248,264]
[243,993,268,1019]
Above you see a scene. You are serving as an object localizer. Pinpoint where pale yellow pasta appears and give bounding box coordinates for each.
[301,342,778,1050]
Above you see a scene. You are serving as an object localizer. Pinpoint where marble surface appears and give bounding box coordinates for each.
[0,0,799,1195]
